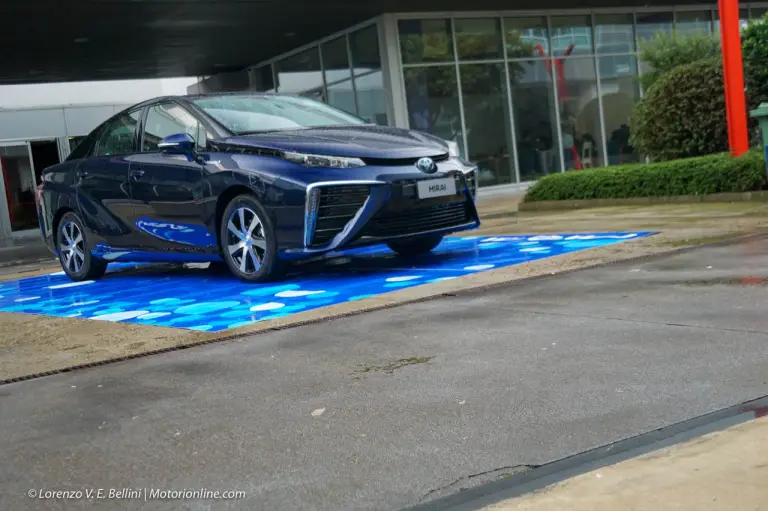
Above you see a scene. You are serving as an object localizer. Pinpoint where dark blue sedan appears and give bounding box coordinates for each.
[36,93,480,282]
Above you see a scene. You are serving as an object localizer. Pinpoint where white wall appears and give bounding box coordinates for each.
[0,77,198,109]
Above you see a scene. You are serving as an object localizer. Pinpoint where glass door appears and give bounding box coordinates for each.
[0,142,39,232]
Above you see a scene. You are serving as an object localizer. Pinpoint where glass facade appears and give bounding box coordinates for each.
[396,6,768,186]
[250,23,388,125]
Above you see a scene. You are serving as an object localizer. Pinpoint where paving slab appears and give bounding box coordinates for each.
[481,417,768,511]
[1,240,767,510]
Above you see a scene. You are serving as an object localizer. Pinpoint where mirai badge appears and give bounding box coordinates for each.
[416,157,437,174]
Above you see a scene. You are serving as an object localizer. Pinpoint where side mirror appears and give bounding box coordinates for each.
[158,133,196,154]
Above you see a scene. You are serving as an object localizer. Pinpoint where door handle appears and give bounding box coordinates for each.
[129,169,145,180]
[76,169,88,178]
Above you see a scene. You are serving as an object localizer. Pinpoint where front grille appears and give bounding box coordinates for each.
[362,200,471,238]
[361,153,450,167]
[309,185,370,247]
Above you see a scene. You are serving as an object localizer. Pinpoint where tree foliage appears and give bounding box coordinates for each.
[630,58,727,161]
[742,16,768,111]
[637,31,721,91]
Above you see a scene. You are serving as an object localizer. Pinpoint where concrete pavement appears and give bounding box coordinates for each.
[1,240,768,510]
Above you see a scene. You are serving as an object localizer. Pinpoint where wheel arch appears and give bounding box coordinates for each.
[214,185,255,254]
[51,207,76,241]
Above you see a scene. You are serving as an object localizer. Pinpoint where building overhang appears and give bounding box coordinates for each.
[2,0,714,85]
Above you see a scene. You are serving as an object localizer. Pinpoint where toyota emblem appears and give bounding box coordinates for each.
[416,157,437,174]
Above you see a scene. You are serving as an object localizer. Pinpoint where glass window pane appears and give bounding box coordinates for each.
[460,63,514,186]
[403,66,464,154]
[555,57,604,169]
[595,14,635,54]
[504,16,549,58]
[550,15,594,56]
[275,47,324,95]
[322,36,351,85]
[143,103,205,152]
[249,65,275,92]
[350,25,382,75]
[676,10,712,35]
[636,12,674,44]
[752,8,768,19]
[713,9,750,31]
[455,18,503,60]
[94,110,141,157]
[398,19,454,64]
[509,60,560,180]
[355,71,389,125]
[600,56,641,165]
[327,79,356,115]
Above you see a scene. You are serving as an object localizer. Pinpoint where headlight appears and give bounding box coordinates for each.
[446,140,460,158]
[283,151,365,168]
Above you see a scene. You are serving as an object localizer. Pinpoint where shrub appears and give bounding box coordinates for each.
[523,151,767,202]
[742,15,768,111]
[637,31,720,91]
[630,58,726,161]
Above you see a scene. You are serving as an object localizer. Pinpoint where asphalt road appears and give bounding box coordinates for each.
[2,239,768,511]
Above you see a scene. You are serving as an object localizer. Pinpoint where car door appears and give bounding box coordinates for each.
[75,108,144,250]
[127,101,214,253]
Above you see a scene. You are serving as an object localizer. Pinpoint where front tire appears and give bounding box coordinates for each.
[220,194,284,283]
[56,211,107,281]
[387,235,443,256]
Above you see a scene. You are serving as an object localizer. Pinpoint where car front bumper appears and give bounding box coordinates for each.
[277,165,480,260]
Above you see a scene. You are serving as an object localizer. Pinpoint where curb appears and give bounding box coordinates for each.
[402,394,768,511]
[0,232,763,386]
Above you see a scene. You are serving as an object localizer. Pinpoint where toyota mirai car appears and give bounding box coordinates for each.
[35,92,480,283]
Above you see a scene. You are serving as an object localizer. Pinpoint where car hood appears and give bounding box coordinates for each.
[218,125,450,160]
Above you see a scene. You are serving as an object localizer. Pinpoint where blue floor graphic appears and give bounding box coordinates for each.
[0,232,653,332]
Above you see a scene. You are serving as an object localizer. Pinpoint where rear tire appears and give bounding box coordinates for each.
[386,235,443,256]
[220,194,284,283]
[56,211,107,281]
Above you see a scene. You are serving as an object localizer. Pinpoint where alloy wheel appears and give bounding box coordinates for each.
[60,220,86,274]
[226,206,267,275]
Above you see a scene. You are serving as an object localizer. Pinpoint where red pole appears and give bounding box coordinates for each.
[719,0,749,156]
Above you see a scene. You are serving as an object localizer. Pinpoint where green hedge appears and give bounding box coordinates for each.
[523,151,768,202]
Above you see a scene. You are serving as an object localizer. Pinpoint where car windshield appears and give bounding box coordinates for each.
[191,94,367,134]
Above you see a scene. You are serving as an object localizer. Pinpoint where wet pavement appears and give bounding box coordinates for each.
[1,239,768,510]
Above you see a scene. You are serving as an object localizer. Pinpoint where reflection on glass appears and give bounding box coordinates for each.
[599,56,641,165]
[0,144,38,231]
[504,17,549,58]
[595,14,635,54]
[327,80,356,115]
[398,19,454,64]
[460,63,514,185]
[403,66,464,154]
[550,16,593,56]
[454,18,503,60]
[350,24,382,75]
[509,60,560,181]
[322,36,352,85]
[68,136,87,153]
[250,65,275,92]
[275,48,324,95]
[355,72,388,125]
[636,12,673,44]
[676,10,712,35]
[555,57,604,169]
